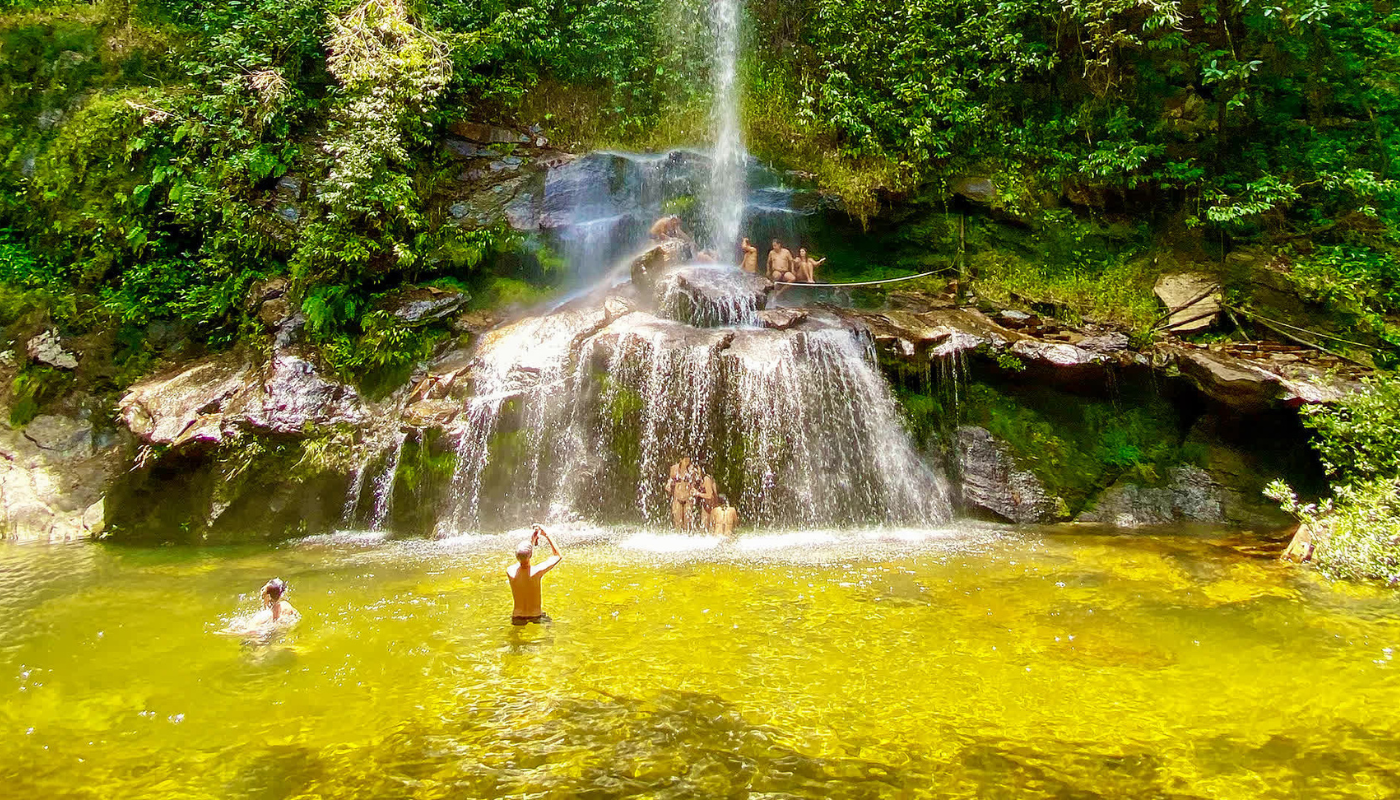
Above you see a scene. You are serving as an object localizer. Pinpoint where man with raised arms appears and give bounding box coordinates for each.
[506,525,562,626]
[740,237,759,274]
[668,456,697,531]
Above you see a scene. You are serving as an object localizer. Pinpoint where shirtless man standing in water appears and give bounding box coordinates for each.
[507,525,562,626]
[668,457,697,531]
[740,238,759,274]
[767,240,796,283]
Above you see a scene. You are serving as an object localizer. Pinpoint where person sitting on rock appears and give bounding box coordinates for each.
[649,215,694,245]
[767,240,796,283]
[796,248,826,283]
[696,249,718,264]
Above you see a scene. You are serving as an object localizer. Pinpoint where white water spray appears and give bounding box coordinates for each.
[706,0,745,258]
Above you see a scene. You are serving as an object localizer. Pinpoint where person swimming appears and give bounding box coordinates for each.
[221,578,300,639]
[507,525,562,626]
[256,579,298,624]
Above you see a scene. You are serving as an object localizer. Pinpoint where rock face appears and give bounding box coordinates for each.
[1155,273,1221,333]
[955,427,1062,523]
[103,319,374,541]
[0,413,115,541]
[377,286,469,324]
[27,330,78,369]
[655,266,772,327]
[1075,465,1280,528]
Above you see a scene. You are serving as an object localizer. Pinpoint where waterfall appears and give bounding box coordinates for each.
[436,309,951,532]
[397,0,952,536]
[705,0,745,258]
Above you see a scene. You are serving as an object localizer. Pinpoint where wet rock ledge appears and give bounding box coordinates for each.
[0,275,1357,541]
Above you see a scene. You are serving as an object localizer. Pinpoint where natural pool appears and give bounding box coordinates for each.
[2,525,1398,799]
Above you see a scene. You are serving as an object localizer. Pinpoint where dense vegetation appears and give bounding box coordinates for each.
[1269,376,1400,583]
[0,0,1397,379]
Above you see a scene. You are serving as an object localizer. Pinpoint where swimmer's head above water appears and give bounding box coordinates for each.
[516,540,534,564]
[260,578,288,605]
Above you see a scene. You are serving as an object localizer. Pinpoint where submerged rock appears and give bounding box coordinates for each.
[955,426,1062,523]
[1077,466,1230,527]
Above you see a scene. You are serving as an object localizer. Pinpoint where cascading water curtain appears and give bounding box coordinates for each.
[706,0,745,261]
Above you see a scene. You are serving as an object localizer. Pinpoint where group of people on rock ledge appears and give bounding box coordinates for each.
[649,215,825,285]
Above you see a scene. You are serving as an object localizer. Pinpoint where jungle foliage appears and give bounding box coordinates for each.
[0,0,1398,387]
[1269,375,1400,583]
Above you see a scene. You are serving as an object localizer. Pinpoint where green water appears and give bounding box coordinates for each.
[2,525,1398,799]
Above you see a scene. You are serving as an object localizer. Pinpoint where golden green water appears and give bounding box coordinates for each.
[2,525,1399,799]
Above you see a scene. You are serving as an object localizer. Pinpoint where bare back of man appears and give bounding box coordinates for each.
[715,504,738,537]
[507,526,562,624]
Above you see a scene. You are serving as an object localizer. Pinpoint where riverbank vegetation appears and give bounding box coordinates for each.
[1270,376,1400,583]
[1,0,1398,450]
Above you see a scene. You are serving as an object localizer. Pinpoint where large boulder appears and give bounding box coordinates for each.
[119,355,260,447]
[377,286,470,324]
[1076,465,1268,528]
[1155,273,1221,333]
[1164,345,1361,411]
[629,240,692,290]
[27,330,78,369]
[655,266,772,327]
[955,426,1063,523]
[119,343,364,449]
[0,412,115,542]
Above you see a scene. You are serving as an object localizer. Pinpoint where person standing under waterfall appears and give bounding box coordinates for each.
[712,496,739,537]
[768,240,797,283]
[693,468,720,531]
[668,457,698,531]
[507,525,562,625]
[741,238,759,274]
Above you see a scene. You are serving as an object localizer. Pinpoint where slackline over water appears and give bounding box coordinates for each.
[773,270,941,288]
